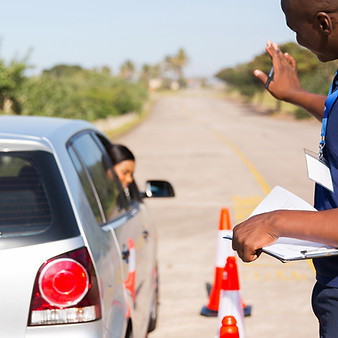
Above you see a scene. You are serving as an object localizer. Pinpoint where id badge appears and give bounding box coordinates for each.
[304,149,334,192]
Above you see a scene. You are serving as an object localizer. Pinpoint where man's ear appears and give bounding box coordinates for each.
[316,12,333,35]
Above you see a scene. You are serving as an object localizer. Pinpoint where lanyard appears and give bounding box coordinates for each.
[320,71,338,160]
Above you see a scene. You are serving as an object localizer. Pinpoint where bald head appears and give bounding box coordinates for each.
[282,0,338,17]
[281,0,338,62]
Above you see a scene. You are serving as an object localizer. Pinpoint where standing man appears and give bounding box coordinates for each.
[232,1,338,337]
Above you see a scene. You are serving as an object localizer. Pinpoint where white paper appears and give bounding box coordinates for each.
[225,186,338,262]
[249,185,316,217]
[305,149,333,192]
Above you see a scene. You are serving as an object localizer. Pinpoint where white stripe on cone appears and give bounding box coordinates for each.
[217,290,245,337]
[216,230,235,267]
[217,257,246,337]
[124,238,136,303]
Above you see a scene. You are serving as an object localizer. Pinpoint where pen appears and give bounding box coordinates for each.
[301,248,328,254]
[301,247,338,256]
[265,66,274,89]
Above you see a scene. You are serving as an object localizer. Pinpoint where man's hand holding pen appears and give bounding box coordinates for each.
[253,40,302,102]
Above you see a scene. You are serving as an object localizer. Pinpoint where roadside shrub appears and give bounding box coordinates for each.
[21,70,148,121]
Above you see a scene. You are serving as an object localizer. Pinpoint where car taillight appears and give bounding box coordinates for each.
[39,258,89,307]
[28,247,102,326]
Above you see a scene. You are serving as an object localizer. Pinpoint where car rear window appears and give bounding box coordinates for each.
[0,151,79,248]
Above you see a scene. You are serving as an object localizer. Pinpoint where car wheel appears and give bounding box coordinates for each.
[147,267,159,333]
[125,320,133,338]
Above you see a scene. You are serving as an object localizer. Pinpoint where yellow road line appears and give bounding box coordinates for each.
[232,195,264,222]
[210,128,271,195]
[185,108,270,194]
[186,108,316,274]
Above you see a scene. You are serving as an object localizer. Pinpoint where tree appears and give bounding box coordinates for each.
[215,42,338,113]
[22,66,148,120]
[42,64,83,78]
[0,57,29,114]
[119,60,136,81]
[139,63,161,86]
[172,48,189,83]
[161,48,189,88]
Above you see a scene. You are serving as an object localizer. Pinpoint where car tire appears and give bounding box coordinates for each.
[125,320,133,338]
[147,267,159,333]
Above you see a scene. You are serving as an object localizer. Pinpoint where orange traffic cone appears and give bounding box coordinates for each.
[201,208,235,317]
[220,316,239,338]
[124,238,136,303]
[217,257,245,338]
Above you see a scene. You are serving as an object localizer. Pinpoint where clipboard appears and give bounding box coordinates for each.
[224,186,338,262]
[223,233,338,262]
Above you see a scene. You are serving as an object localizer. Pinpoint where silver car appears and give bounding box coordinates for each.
[0,116,174,338]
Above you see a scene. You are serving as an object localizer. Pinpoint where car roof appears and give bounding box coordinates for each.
[0,116,97,146]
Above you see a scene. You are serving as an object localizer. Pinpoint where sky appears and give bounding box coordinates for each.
[1,1,296,78]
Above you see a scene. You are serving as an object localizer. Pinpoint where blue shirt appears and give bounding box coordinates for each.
[314,74,338,287]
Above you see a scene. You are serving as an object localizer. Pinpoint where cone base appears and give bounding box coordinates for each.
[200,305,218,317]
[244,305,252,317]
[200,304,252,318]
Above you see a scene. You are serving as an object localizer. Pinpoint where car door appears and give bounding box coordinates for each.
[108,180,156,337]
[69,131,152,337]
[68,133,129,337]
[96,135,156,337]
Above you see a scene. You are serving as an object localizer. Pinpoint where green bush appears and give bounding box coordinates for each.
[215,42,338,118]
[21,67,148,121]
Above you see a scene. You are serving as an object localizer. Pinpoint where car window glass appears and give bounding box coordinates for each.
[128,181,142,204]
[97,135,138,206]
[0,154,51,236]
[68,146,103,224]
[69,133,124,223]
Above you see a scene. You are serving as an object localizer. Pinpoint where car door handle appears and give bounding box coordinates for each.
[122,247,130,261]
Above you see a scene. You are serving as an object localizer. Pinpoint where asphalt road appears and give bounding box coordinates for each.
[116,89,322,338]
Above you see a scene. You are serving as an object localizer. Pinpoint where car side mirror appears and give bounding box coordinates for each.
[143,180,175,198]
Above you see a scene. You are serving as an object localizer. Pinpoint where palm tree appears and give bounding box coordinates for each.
[139,63,161,86]
[173,48,189,80]
[163,49,189,87]
[119,60,136,81]
[162,55,175,78]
